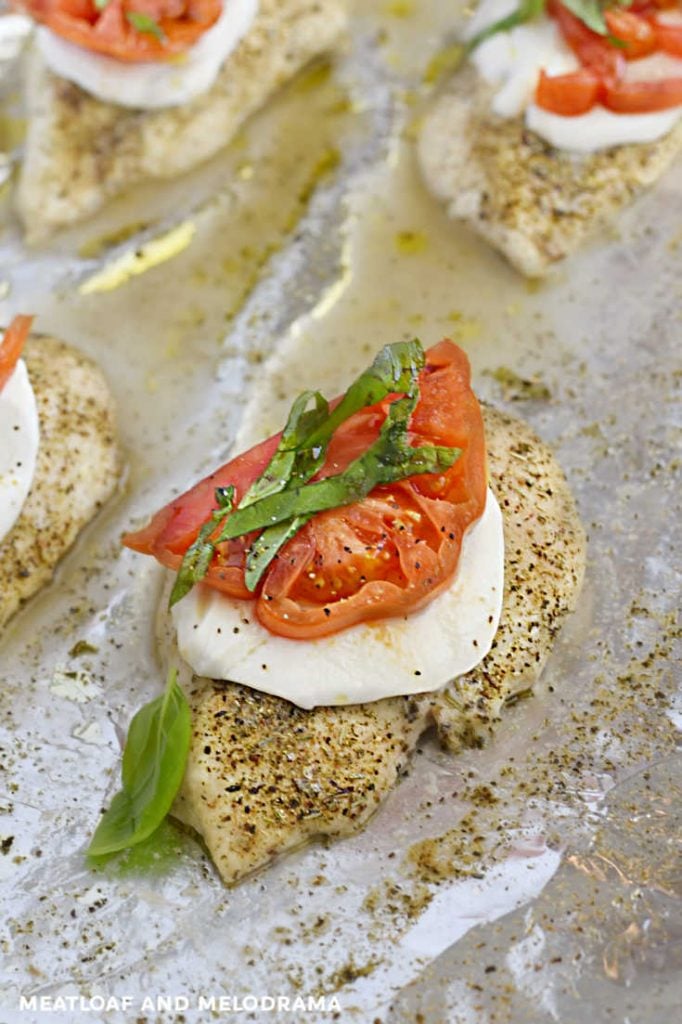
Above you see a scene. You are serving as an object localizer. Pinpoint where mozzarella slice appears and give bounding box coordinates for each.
[0,360,39,544]
[172,488,504,709]
[526,102,682,154]
[37,0,259,111]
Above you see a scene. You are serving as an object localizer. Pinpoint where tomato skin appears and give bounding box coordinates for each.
[603,75,682,112]
[0,315,34,392]
[655,22,682,57]
[124,341,488,640]
[536,68,601,116]
[604,10,657,60]
[17,0,222,62]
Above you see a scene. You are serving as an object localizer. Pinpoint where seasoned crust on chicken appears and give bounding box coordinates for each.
[0,337,120,630]
[162,406,585,884]
[17,0,348,243]
[418,68,682,277]
[424,405,586,751]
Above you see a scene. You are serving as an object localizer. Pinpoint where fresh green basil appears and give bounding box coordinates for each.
[466,0,630,51]
[125,11,166,42]
[561,0,609,34]
[244,514,312,592]
[222,390,461,541]
[239,339,426,588]
[166,340,456,599]
[168,485,235,609]
[466,0,547,52]
[87,668,191,857]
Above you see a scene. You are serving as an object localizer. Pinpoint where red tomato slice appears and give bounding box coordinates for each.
[17,0,221,62]
[549,1,626,83]
[124,341,488,640]
[536,68,601,116]
[603,75,682,111]
[0,315,34,392]
[655,21,682,57]
[604,10,658,60]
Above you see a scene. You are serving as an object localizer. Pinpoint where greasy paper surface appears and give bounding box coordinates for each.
[0,2,680,1022]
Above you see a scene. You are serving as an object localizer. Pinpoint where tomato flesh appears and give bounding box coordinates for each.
[604,10,657,60]
[655,22,682,56]
[536,68,602,116]
[124,341,488,640]
[604,75,682,111]
[17,0,221,62]
[0,315,34,393]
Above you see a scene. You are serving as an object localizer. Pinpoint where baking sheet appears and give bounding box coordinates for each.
[1,2,681,1022]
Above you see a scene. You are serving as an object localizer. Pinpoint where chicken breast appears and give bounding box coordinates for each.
[17,0,348,244]
[164,406,585,884]
[0,336,120,630]
[418,68,682,277]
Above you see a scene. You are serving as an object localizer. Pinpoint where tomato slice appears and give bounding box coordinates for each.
[124,341,488,640]
[0,315,34,392]
[655,21,682,57]
[17,0,222,62]
[603,75,682,111]
[536,68,601,115]
[549,1,626,83]
[604,10,658,60]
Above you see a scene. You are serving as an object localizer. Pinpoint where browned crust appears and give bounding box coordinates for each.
[418,67,682,276]
[0,336,120,629]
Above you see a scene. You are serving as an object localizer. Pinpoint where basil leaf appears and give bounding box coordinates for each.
[125,11,166,41]
[224,392,461,540]
[561,0,608,34]
[87,669,191,858]
[243,340,425,508]
[240,390,330,508]
[169,485,235,608]
[244,514,312,591]
[241,340,426,586]
[94,0,110,9]
[467,0,546,52]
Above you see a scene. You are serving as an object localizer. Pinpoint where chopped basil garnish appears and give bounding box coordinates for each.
[125,11,166,42]
[466,0,547,52]
[467,0,626,52]
[169,340,461,602]
[169,485,235,608]
[87,668,190,858]
[223,390,460,541]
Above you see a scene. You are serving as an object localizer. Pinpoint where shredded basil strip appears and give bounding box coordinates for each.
[466,0,547,52]
[168,485,235,608]
[125,11,166,41]
[244,514,313,592]
[239,339,426,588]
[87,668,191,858]
[466,0,627,51]
[222,390,461,541]
[168,339,457,601]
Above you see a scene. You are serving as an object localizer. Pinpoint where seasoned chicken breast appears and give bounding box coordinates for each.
[17,0,348,243]
[0,336,120,630]
[162,406,586,883]
[418,69,682,277]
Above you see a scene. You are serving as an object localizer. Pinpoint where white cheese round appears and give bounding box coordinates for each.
[0,360,39,544]
[526,102,682,153]
[467,0,682,152]
[171,487,505,709]
[37,0,259,110]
